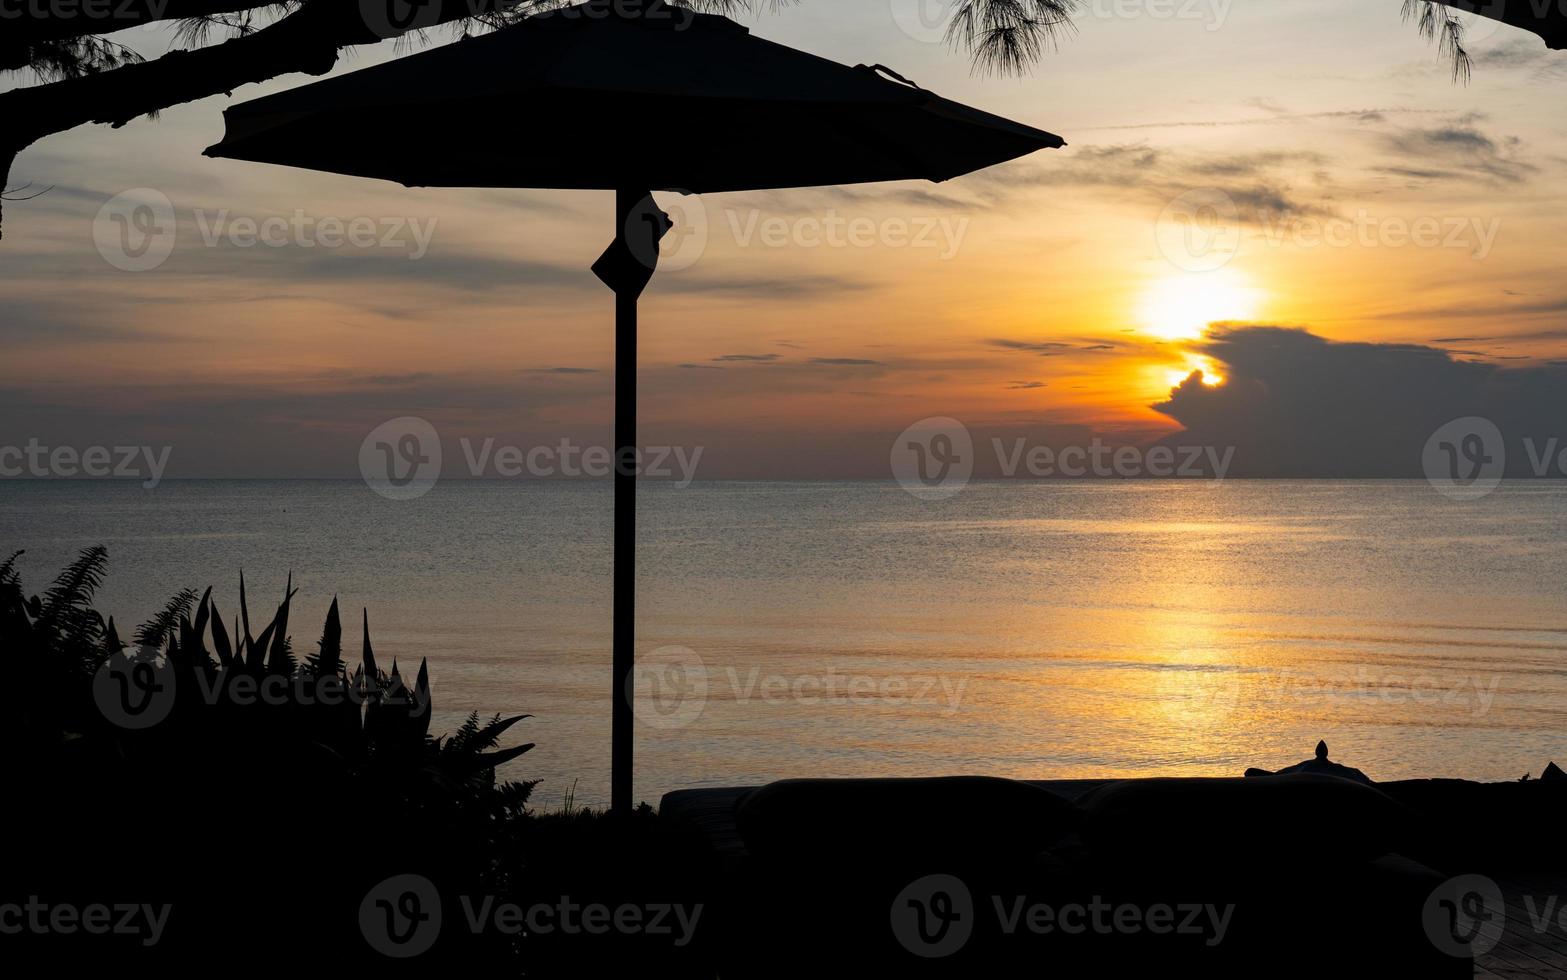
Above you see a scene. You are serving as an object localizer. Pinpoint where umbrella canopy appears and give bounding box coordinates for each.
[203,0,1064,813]
[204,0,1063,190]
[1441,0,1566,50]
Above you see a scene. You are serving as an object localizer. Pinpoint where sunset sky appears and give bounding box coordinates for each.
[5,1,1567,478]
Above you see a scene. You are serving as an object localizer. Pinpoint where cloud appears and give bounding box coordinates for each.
[0,369,617,478]
[1375,122,1537,185]
[989,338,1075,355]
[989,144,1335,225]
[1387,294,1567,322]
[0,298,177,346]
[808,357,880,366]
[1006,381,1048,390]
[1152,326,1567,476]
[989,338,1125,356]
[1471,37,1567,81]
[1083,107,1436,131]
[742,184,980,214]
[653,272,868,298]
[712,353,781,363]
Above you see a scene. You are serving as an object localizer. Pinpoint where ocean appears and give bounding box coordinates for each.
[3,478,1565,807]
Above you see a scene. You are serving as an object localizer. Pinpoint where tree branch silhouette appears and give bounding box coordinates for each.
[0,0,1551,238]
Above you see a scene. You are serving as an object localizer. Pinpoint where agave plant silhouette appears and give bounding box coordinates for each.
[0,547,555,970]
[2,547,537,804]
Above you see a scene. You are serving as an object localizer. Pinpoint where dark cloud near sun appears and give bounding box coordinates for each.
[1153,326,1567,477]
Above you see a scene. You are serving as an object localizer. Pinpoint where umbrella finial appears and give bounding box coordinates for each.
[1316,739,1329,760]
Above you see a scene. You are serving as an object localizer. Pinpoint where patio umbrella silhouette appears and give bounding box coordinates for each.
[1438,0,1566,49]
[206,0,1064,813]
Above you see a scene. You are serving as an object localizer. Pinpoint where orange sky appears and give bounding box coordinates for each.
[4,3,1567,477]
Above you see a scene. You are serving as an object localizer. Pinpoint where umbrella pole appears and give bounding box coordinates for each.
[611,188,639,816]
[593,188,666,816]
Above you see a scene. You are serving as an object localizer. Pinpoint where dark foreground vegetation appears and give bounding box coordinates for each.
[0,547,711,975]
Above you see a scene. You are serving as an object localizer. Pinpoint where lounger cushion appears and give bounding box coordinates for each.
[1078,774,1411,868]
[1377,777,1567,867]
[735,775,1081,861]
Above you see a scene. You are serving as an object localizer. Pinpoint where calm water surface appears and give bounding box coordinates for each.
[3,479,1565,807]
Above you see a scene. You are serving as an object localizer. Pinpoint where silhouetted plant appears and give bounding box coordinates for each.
[0,546,542,968]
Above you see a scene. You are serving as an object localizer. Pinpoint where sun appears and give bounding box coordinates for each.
[1139,271,1261,341]
[1166,355,1225,389]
